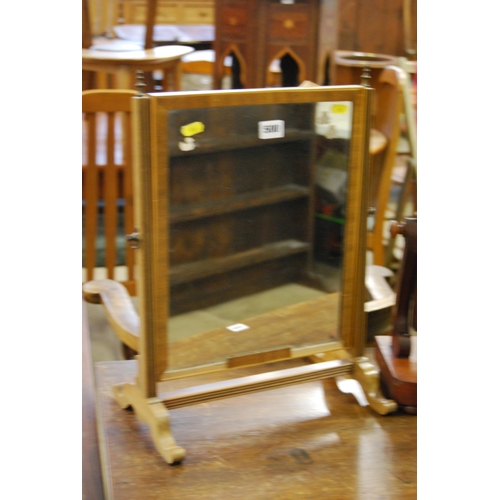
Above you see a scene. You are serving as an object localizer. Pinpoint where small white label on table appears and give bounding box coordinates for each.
[258,120,285,139]
[226,323,250,332]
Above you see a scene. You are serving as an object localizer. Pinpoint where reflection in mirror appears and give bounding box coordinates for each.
[165,101,353,372]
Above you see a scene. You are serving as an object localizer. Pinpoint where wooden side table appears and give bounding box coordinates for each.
[93,353,416,499]
[82,44,194,91]
[334,50,399,92]
[113,23,215,49]
[213,0,339,89]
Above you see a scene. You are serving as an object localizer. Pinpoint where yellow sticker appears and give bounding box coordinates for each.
[180,121,205,137]
[331,104,348,114]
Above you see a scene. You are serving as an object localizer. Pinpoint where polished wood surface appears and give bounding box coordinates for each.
[95,357,416,499]
[82,45,194,91]
[82,302,105,500]
[375,335,416,412]
[375,218,417,413]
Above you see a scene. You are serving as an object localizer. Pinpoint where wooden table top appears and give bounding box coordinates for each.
[82,45,194,65]
[113,24,215,44]
[93,356,416,499]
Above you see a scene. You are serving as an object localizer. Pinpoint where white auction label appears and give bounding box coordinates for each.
[226,323,250,332]
[258,120,285,139]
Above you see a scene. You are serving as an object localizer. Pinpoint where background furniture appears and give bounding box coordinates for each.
[83,0,194,91]
[114,23,215,49]
[180,49,229,80]
[213,0,339,89]
[87,0,214,38]
[118,0,214,25]
[334,50,399,100]
[337,0,417,58]
[366,65,405,267]
[88,0,416,58]
[375,217,417,413]
[82,89,137,293]
[82,44,194,90]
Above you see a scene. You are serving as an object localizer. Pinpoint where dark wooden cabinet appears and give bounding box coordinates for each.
[166,101,319,314]
[212,0,415,90]
[337,0,416,57]
[213,0,339,89]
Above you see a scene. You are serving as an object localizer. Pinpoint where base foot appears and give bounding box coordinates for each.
[112,383,186,464]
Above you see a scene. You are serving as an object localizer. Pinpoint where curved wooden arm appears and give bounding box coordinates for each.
[82,279,140,352]
[364,265,396,313]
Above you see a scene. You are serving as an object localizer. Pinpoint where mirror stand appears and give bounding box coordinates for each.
[83,85,397,465]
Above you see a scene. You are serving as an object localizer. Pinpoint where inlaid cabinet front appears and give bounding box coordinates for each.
[213,0,339,89]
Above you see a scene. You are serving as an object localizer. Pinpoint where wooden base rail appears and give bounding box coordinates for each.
[158,359,353,409]
[110,352,397,464]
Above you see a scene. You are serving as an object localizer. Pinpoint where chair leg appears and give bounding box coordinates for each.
[122,342,138,360]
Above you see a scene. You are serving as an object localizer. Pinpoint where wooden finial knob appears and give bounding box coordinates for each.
[135,71,146,95]
[390,221,406,238]
[361,65,372,87]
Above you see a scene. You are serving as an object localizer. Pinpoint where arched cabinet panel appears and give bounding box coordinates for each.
[214,0,339,89]
[266,48,305,88]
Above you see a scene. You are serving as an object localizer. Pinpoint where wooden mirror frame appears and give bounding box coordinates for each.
[133,85,370,390]
[86,84,397,465]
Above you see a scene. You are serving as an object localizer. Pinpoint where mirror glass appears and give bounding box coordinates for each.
[164,100,354,371]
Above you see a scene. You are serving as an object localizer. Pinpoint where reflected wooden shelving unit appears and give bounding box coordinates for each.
[166,105,318,313]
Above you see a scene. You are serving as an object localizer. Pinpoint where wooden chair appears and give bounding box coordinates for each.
[82,89,137,295]
[366,65,406,267]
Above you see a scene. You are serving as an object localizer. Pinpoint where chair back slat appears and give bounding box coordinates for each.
[104,112,118,276]
[122,111,136,286]
[82,90,137,292]
[83,113,98,281]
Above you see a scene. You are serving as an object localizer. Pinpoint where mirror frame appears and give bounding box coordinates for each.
[131,86,372,397]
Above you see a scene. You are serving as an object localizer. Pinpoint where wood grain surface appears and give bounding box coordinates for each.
[95,358,416,499]
[82,301,105,500]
